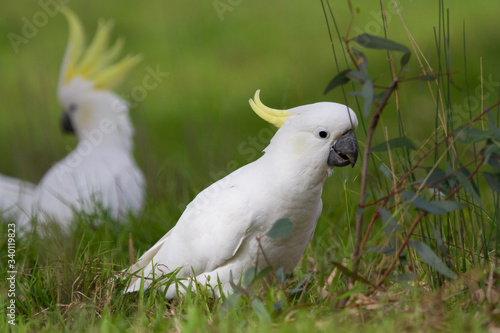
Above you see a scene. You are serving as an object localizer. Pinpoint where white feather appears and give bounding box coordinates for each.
[124,101,358,297]
[1,78,145,233]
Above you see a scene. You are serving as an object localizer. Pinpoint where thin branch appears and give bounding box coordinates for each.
[352,76,400,275]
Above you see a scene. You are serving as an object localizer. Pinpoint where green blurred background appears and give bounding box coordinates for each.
[1,0,499,227]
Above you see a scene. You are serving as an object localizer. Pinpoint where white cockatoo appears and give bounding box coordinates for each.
[124,90,358,297]
[0,8,145,233]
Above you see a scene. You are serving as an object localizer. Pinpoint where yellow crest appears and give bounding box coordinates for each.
[60,7,142,90]
[249,90,291,128]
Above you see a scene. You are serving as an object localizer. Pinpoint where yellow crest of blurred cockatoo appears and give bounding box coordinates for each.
[0,8,145,233]
[124,90,358,297]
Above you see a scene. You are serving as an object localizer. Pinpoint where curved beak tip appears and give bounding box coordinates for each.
[60,112,75,134]
[328,130,359,168]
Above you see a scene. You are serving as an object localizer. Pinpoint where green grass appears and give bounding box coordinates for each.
[1,0,500,331]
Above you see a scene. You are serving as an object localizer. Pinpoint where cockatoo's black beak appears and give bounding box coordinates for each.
[328,130,358,167]
[60,112,75,134]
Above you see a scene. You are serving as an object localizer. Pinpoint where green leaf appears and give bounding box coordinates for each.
[389,273,418,282]
[486,151,500,170]
[418,167,448,188]
[288,272,312,294]
[455,170,484,209]
[402,191,464,214]
[353,33,410,53]
[222,293,241,311]
[346,70,370,84]
[455,126,491,143]
[361,79,374,117]
[267,218,294,239]
[368,245,397,256]
[275,267,285,283]
[244,265,273,287]
[408,241,456,279]
[419,75,435,81]
[251,298,271,323]
[272,300,285,313]
[400,51,411,67]
[430,224,451,265]
[243,266,257,286]
[372,137,416,152]
[431,200,465,212]
[483,172,500,194]
[253,266,274,283]
[378,206,400,237]
[379,164,392,180]
[352,48,369,72]
[324,70,350,95]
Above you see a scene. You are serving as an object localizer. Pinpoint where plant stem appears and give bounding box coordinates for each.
[352,77,400,275]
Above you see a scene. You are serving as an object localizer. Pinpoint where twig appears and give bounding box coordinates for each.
[352,76,400,275]
[374,154,486,287]
[256,236,289,303]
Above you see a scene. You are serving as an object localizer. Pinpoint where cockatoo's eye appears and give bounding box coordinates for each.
[314,127,329,139]
[69,103,78,113]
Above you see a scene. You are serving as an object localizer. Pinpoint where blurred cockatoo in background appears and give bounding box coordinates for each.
[124,90,358,297]
[0,8,145,233]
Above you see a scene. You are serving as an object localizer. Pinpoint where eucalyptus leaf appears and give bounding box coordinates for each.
[408,241,456,279]
[346,70,370,84]
[243,266,257,286]
[372,137,416,152]
[455,126,491,143]
[324,70,350,95]
[272,300,285,313]
[251,298,272,323]
[419,75,435,81]
[402,191,464,214]
[352,48,369,72]
[361,79,374,117]
[455,170,484,209]
[276,267,285,283]
[389,273,418,282]
[353,33,409,53]
[378,206,400,236]
[267,218,293,239]
[483,172,500,194]
[486,152,500,170]
[379,164,392,180]
[368,245,396,256]
[430,224,447,256]
[400,51,411,67]
[222,293,241,311]
[418,167,448,188]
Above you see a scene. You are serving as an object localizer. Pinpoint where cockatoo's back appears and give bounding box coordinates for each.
[125,91,359,297]
[26,142,144,227]
[126,159,322,296]
[0,175,36,220]
[0,8,145,233]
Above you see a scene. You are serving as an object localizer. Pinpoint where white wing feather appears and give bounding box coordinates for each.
[126,167,253,293]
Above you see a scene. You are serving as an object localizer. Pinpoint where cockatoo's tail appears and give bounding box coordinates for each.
[249,89,358,168]
[59,7,142,91]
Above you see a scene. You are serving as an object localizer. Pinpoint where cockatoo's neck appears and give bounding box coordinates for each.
[75,124,134,153]
[259,130,331,192]
[256,150,329,197]
[76,93,135,152]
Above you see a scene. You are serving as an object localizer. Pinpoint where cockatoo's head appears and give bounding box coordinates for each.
[57,8,141,146]
[250,90,358,177]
